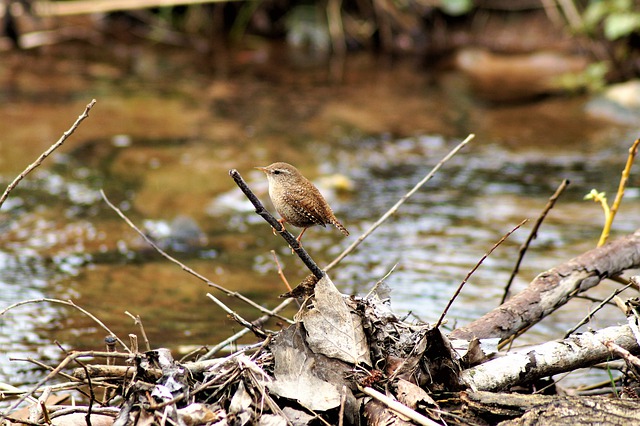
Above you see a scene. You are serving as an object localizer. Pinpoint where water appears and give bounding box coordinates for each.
[0,43,638,391]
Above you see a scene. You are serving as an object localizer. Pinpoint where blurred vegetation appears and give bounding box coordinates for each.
[2,0,639,84]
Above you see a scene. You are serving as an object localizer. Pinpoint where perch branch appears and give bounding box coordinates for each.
[0,99,96,210]
[228,169,324,279]
[325,133,474,272]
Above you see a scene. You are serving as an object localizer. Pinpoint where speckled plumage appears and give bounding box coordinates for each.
[256,162,349,242]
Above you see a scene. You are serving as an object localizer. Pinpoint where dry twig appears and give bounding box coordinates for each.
[0,99,96,210]
[101,190,293,324]
[501,179,569,304]
[435,219,527,329]
[325,134,474,272]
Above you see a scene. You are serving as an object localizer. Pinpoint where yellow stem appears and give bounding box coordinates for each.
[598,138,640,247]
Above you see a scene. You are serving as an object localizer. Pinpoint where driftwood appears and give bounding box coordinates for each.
[460,323,639,391]
[450,229,640,341]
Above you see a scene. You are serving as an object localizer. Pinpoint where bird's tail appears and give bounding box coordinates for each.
[332,219,349,236]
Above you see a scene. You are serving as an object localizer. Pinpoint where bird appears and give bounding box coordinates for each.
[255,162,349,244]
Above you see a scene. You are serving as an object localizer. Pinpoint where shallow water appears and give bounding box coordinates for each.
[0,42,638,390]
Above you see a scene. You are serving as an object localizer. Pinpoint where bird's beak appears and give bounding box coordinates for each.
[255,167,267,173]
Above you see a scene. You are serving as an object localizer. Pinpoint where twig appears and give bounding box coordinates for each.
[359,385,441,426]
[270,250,293,293]
[435,219,527,329]
[0,298,130,352]
[501,179,569,304]
[199,298,294,360]
[0,351,133,421]
[100,190,292,323]
[599,138,640,247]
[338,385,347,426]
[605,341,640,371]
[206,293,269,338]
[271,250,301,308]
[55,343,95,426]
[228,169,324,279]
[564,283,633,338]
[365,263,398,299]
[124,311,152,352]
[0,99,96,210]
[325,134,474,272]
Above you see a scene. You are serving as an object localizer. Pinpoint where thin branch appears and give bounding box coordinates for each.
[270,250,293,293]
[0,298,130,352]
[564,283,633,338]
[228,169,324,279]
[206,293,269,338]
[501,179,569,304]
[124,311,151,352]
[0,99,96,210]
[365,263,398,299]
[435,219,527,329]
[599,138,640,246]
[200,298,294,360]
[325,134,475,272]
[0,351,133,421]
[359,385,441,426]
[100,190,292,323]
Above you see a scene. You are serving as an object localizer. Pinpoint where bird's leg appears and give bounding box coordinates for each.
[272,218,287,235]
[296,227,308,243]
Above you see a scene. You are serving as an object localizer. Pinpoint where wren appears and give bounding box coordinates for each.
[256,162,349,243]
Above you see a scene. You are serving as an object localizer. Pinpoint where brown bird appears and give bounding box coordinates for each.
[255,162,349,243]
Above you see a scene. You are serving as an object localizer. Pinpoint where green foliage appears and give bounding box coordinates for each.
[438,0,474,16]
[582,0,640,40]
[555,62,609,93]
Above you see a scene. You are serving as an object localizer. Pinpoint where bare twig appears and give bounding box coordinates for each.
[325,134,474,272]
[124,311,151,352]
[564,283,634,338]
[270,250,293,293]
[435,219,527,329]
[206,293,269,338]
[101,190,292,323]
[0,351,133,421]
[0,298,130,352]
[501,179,569,304]
[359,385,440,426]
[199,298,295,360]
[599,138,640,247]
[228,169,324,279]
[365,263,398,299]
[0,99,96,210]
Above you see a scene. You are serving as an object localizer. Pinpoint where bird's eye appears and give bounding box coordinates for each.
[273,170,281,175]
